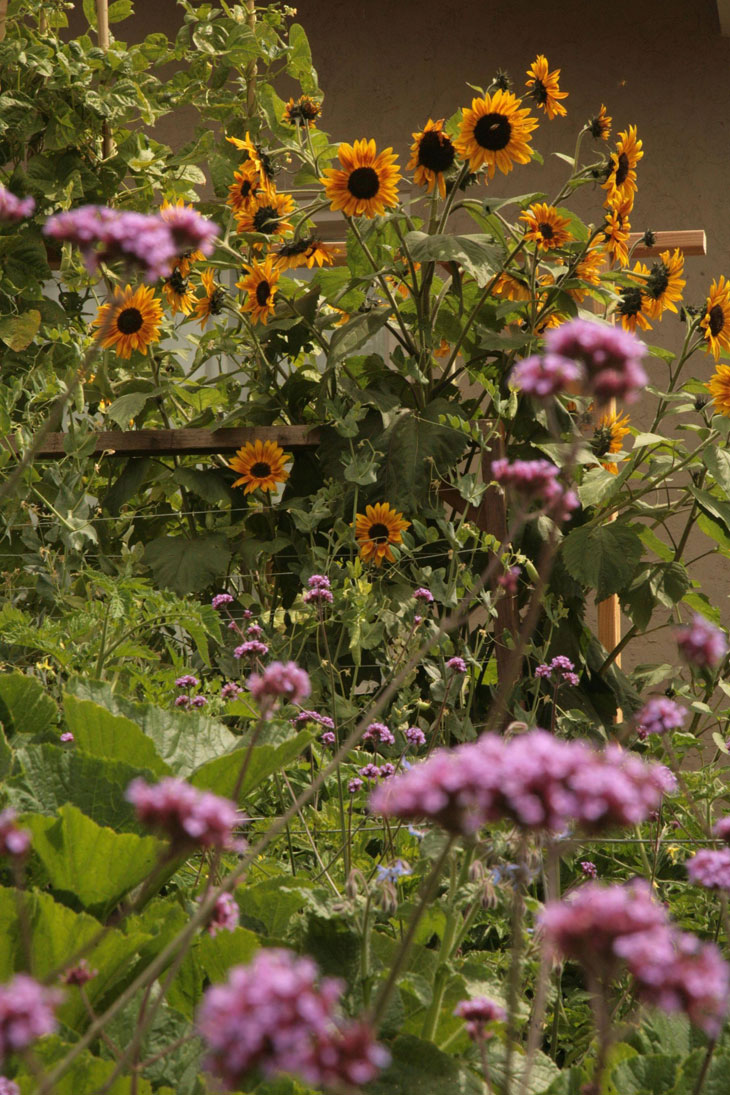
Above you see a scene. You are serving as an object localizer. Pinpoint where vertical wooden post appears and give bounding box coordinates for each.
[245,0,257,117]
[96,0,112,159]
[0,0,7,43]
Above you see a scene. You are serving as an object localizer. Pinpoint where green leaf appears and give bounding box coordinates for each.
[102,457,152,515]
[368,1035,483,1095]
[197,925,259,982]
[65,677,239,777]
[326,309,391,369]
[0,671,57,736]
[64,694,171,776]
[610,1053,678,1094]
[235,875,316,937]
[8,743,153,832]
[174,467,237,505]
[0,309,40,351]
[703,446,730,496]
[578,467,619,508]
[191,728,313,800]
[690,486,730,535]
[404,231,501,287]
[661,562,690,604]
[25,803,163,914]
[384,401,468,509]
[105,391,154,428]
[0,727,11,780]
[144,535,232,595]
[18,1039,153,1095]
[562,522,643,600]
[698,512,730,555]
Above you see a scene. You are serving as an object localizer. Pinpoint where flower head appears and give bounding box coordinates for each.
[321,139,401,218]
[363,722,395,746]
[588,104,612,141]
[0,185,34,222]
[454,997,506,1041]
[701,277,730,360]
[492,458,578,522]
[636,697,687,739]
[0,808,30,860]
[447,656,467,674]
[544,317,647,405]
[175,674,200,689]
[686,848,730,890]
[455,90,538,177]
[126,777,243,850]
[0,974,62,1059]
[194,269,226,328]
[248,661,311,707]
[63,960,97,987]
[405,726,426,747]
[413,587,434,603]
[602,125,643,209]
[203,892,240,937]
[91,284,163,360]
[408,118,457,198]
[228,440,290,495]
[283,95,321,127]
[236,255,281,325]
[525,54,568,119]
[354,502,410,567]
[235,189,295,249]
[221,682,243,700]
[510,352,582,400]
[520,202,573,251]
[212,593,234,609]
[234,640,269,660]
[676,614,728,669]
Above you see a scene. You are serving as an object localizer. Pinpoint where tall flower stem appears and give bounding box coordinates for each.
[421,844,474,1040]
[504,837,529,1095]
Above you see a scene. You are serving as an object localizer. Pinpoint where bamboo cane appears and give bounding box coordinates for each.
[96,0,112,159]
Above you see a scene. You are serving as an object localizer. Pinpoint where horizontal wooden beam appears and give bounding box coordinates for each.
[628,229,706,258]
[3,425,321,460]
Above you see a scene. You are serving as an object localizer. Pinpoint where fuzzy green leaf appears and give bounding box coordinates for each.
[562,522,643,600]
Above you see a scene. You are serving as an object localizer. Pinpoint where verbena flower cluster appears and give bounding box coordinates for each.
[685,848,730,890]
[0,184,35,222]
[534,655,579,687]
[492,458,579,522]
[248,661,311,707]
[126,777,244,850]
[540,880,729,1035]
[204,892,240,937]
[675,613,728,669]
[546,318,648,404]
[303,574,333,604]
[0,974,62,1062]
[636,697,687,738]
[453,997,506,1041]
[196,948,389,1089]
[43,204,217,281]
[0,808,30,860]
[370,729,675,835]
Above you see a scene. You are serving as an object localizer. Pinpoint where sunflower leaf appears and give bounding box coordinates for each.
[562,522,643,601]
[404,231,502,288]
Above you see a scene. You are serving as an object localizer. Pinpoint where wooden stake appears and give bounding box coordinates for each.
[95,0,112,159]
[245,0,257,118]
[0,0,7,43]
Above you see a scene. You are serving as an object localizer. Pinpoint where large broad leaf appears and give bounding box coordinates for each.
[7,743,153,833]
[64,694,171,776]
[369,1035,482,1095]
[197,926,260,983]
[144,535,232,595]
[0,885,153,1032]
[383,401,468,508]
[703,445,730,497]
[404,231,502,287]
[190,728,313,801]
[0,670,57,736]
[235,875,317,937]
[26,803,164,915]
[326,308,391,370]
[65,678,239,776]
[18,1037,153,1095]
[562,522,643,601]
[610,1053,678,1094]
[0,309,40,350]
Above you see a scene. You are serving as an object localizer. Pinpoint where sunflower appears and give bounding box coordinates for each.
[235,189,295,248]
[602,125,643,208]
[454,89,538,177]
[160,199,205,275]
[617,280,652,333]
[565,246,604,302]
[194,269,226,329]
[520,202,573,251]
[592,410,631,473]
[525,54,568,120]
[701,276,730,360]
[226,133,276,192]
[601,198,632,267]
[92,284,163,359]
[408,118,457,198]
[273,236,339,270]
[228,440,291,494]
[321,139,401,218]
[226,162,263,218]
[588,104,612,141]
[236,256,281,325]
[491,271,532,301]
[642,248,685,320]
[354,502,410,567]
[707,364,730,415]
[283,95,321,127]
[162,268,196,316]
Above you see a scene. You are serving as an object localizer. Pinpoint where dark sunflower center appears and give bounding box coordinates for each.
[591,425,613,458]
[253,206,280,234]
[347,166,380,200]
[418,130,456,173]
[167,269,188,295]
[251,462,271,477]
[619,286,643,317]
[240,179,253,198]
[473,112,512,151]
[646,262,669,300]
[255,281,271,306]
[368,523,390,543]
[709,303,726,337]
[210,288,226,314]
[614,151,630,187]
[589,117,605,139]
[117,307,143,334]
[278,237,311,258]
[538,222,554,239]
[530,78,548,106]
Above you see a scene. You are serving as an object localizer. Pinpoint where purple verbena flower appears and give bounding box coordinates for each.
[414,614,423,624]
[0,185,35,222]
[63,960,97,986]
[203,892,240,937]
[191,695,207,708]
[378,763,396,779]
[545,317,648,405]
[43,206,177,281]
[303,587,334,605]
[562,672,580,687]
[363,722,395,746]
[126,777,244,851]
[447,656,467,674]
[550,656,574,672]
[175,674,200,689]
[307,574,331,589]
[60,732,74,744]
[293,710,335,730]
[348,778,364,794]
[413,587,434,603]
[636,697,687,739]
[321,731,336,747]
[676,614,728,669]
[453,997,506,1041]
[221,682,243,700]
[580,860,598,878]
[246,623,263,638]
[510,352,583,400]
[534,663,552,679]
[196,949,388,1090]
[492,458,578,522]
[159,203,218,257]
[248,661,311,707]
[359,764,380,781]
[175,695,191,708]
[405,726,426,747]
[713,817,730,844]
[497,565,521,593]
[0,974,62,1059]
[0,1077,20,1095]
[686,848,730,891]
[212,593,234,609]
[234,640,269,660]
[0,809,30,860]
